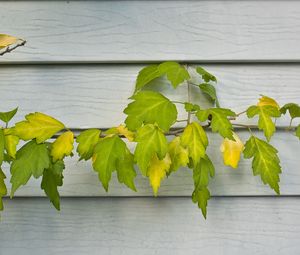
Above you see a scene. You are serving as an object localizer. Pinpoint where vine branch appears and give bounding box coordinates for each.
[0,40,26,56]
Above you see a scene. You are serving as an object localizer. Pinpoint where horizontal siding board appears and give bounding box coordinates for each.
[1,1,300,62]
[1,197,300,255]
[0,64,299,127]
[2,130,299,197]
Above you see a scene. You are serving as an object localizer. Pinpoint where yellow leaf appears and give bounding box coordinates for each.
[0,34,19,49]
[220,132,244,168]
[148,153,171,196]
[51,131,74,162]
[168,137,189,172]
[257,95,280,109]
[4,134,19,159]
[106,124,135,141]
[12,112,65,143]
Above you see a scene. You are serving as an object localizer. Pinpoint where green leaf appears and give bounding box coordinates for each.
[280,103,300,120]
[192,155,215,219]
[76,129,100,161]
[41,160,65,210]
[0,107,18,124]
[135,64,161,92]
[92,135,136,191]
[12,112,65,143]
[296,125,300,139]
[184,102,200,112]
[116,149,137,192]
[0,129,4,165]
[168,137,189,173]
[243,136,281,194]
[134,124,168,175]
[196,67,217,83]
[134,62,190,92]
[10,140,50,196]
[247,105,281,141]
[198,83,220,107]
[196,108,236,140]
[0,168,7,211]
[124,91,177,131]
[158,61,190,88]
[180,122,208,165]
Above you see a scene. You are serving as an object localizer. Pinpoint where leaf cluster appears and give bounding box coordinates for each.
[0,61,299,219]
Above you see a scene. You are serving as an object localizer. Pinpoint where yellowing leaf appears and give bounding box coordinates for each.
[257,95,280,109]
[51,131,74,162]
[148,153,171,196]
[134,124,168,175]
[247,104,281,141]
[76,129,100,161]
[4,134,19,159]
[0,34,19,49]
[12,112,65,143]
[168,137,189,173]
[106,124,135,141]
[220,132,244,168]
[180,122,208,165]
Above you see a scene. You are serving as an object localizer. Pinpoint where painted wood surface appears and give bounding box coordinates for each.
[0,64,299,127]
[1,197,300,255]
[1,0,300,63]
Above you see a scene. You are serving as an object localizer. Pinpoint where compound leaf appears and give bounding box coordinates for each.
[148,153,171,196]
[168,136,189,173]
[10,140,50,196]
[124,91,177,131]
[196,108,236,140]
[51,131,74,162]
[12,112,65,143]
[134,124,168,175]
[180,122,208,165]
[192,155,215,219]
[220,132,244,168]
[41,160,65,210]
[76,129,100,161]
[243,136,281,194]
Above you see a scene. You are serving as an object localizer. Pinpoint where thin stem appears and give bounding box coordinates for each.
[288,118,293,129]
[185,64,192,125]
[236,110,247,117]
[172,100,185,105]
[0,40,26,56]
